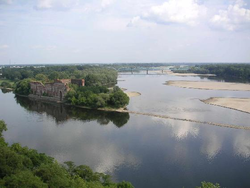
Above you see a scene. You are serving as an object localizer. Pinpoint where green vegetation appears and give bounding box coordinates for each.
[1,65,117,86]
[14,79,32,96]
[173,64,250,82]
[0,80,15,89]
[196,181,221,188]
[0,120,134,188]
[66,86,129,109]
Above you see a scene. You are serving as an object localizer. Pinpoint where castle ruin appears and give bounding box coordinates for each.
[30,79,84,101]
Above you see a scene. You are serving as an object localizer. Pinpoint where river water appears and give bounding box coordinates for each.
[1,74,250,188]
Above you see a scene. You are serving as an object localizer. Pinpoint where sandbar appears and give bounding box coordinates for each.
[125,91,141,97]
[201,97,250,114]
[166,80,250,91]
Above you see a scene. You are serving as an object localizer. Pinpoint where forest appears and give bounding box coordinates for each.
[1,65,118,86]
[172,64,250,82]
[0,120,134,188]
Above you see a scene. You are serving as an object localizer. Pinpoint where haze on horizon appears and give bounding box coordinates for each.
[0,0,250,64]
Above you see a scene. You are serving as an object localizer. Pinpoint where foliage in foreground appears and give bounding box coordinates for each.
[196,181,221,188]
[0,120,134,188]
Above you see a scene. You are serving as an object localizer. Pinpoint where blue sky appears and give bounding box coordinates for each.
[0,0,249,64]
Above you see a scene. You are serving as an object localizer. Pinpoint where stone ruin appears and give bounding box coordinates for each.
[30,79,85,101]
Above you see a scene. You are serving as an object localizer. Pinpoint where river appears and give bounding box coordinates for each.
[0,74,250,188]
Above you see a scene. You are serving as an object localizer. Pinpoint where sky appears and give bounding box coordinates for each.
[0,0,250,64]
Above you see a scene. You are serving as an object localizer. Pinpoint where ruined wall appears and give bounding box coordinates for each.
[30,81,68,101]
[30,79,84,102]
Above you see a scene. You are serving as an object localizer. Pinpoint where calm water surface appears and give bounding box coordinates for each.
[1,74,250,188]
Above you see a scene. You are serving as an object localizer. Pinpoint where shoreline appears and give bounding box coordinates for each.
[201,97,250,114]
[14,93,250,131]
[166,80,250,91]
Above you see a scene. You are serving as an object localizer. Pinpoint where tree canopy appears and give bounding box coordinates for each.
[66,85,129,109]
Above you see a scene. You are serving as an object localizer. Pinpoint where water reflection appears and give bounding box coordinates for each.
[152,118,199,140]
[15,95,130,128]
[234,131,250,158]
[201,132,223,160]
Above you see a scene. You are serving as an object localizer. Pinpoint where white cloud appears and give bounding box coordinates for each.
[0,0,12,5]
[35,0,79,11]
[127,16,156,28]
[0,45,9,49]
[138,0,207,26]
[210,0,250,31]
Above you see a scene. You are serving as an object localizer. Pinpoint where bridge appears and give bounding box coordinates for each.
[112,67,169,75]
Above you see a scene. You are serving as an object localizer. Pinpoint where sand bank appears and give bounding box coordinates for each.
[125,91,141,97]
[201,97,250,114]
[166,80,250,91]
[165,70,215,77]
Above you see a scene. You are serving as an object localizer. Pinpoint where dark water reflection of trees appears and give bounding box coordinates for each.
[15,96,130,128]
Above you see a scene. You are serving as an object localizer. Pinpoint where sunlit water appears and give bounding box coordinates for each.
[0,74,250,188]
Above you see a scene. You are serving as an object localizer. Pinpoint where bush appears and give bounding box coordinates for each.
[14,79,32,95]
[0,82,12,88]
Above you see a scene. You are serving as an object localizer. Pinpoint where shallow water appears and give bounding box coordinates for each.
[0,74,250,188]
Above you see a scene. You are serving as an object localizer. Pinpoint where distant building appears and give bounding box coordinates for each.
[30,79,84,101]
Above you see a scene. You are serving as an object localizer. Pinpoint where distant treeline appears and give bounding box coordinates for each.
[0,120,134,188]
[1,65,118,86]
[173,64,250,82]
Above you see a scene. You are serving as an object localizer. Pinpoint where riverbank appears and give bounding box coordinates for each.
[166,80,250,91]
[201,97,250,114]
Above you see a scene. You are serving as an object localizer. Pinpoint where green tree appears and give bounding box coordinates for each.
[14,79,32,95]
[109,90,129,108]
[117,181,134,188]
[196,181,221,188]
[34,163,71,187]
[35,74,48,83]
[1,171,47,188]
[0,120,7,137]
[48,72,59,80]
